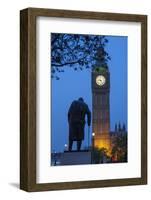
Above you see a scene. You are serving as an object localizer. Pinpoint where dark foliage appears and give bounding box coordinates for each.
[111,134,127,162]
[91,147,109,164]
[51,33,111,79]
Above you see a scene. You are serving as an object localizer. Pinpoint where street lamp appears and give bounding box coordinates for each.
[92,132,95,149]
[92,132,95,137]
[91,132,95,164]
[54,151,57,166]
[64,144,68,152]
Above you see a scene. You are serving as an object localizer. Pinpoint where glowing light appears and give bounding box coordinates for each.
[64,144,68,147]
[94,135,111,156]
[92,132,95,137]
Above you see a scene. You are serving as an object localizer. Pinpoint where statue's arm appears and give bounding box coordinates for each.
[68,101,74,122]
[68,108,71,123]
[86,105,91,126]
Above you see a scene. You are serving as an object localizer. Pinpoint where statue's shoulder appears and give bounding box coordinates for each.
[83,102,90,112]
[71,100,78,105]
[79,101,88,109]
[70,100,79,108]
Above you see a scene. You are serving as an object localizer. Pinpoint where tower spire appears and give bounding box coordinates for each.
[115,123,117,132]
[122,123,126,132]
[118,122,121,132]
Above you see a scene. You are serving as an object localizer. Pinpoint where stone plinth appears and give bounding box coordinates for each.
[60,151,91,165]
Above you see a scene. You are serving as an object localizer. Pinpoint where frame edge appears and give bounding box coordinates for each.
[20,7,148,192]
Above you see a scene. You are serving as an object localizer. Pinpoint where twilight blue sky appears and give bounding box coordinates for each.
[51,35,127,152]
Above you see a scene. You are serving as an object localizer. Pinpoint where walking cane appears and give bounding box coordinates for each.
[88,126,90,150]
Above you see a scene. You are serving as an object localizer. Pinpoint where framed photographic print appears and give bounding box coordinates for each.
[20,8,147,191]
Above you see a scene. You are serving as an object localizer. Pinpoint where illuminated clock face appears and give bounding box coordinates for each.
[96,75,106,86]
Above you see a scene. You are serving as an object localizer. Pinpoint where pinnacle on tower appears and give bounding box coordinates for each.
[115,123,117,132]
[118,122,121,132]
[122,123,126,132]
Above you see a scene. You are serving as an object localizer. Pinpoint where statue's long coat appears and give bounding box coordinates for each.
[68,100,91,141]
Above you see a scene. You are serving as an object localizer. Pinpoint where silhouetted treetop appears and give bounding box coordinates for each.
[51,33,111,79]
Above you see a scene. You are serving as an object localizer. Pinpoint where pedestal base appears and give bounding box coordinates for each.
[60,151,91,166]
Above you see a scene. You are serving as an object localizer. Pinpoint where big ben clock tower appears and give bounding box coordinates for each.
[92,66,111,152]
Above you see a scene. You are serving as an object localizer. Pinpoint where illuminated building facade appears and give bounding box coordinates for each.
[92,66,111,153]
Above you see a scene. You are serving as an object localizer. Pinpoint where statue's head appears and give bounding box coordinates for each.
[78,97,84,102]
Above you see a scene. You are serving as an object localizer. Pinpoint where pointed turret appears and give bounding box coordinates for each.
[118,122,121,132]
[115,123,117,132]
[122,123,126,132]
